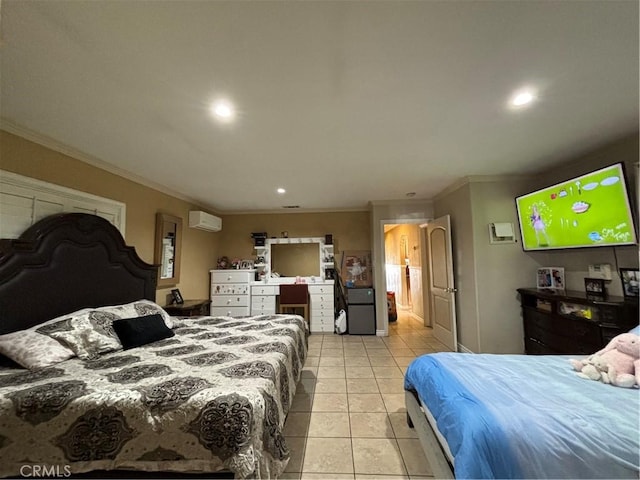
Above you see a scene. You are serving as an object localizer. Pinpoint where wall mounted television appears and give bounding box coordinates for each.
[515,163,637,251]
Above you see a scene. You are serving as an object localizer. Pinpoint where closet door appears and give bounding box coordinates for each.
[0,170,125,238]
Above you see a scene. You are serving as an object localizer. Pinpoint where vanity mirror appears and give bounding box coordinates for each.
[154,213,182,287]
[254,237,335,280]
[272,243,319,277]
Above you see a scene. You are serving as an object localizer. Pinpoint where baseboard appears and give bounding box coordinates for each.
[458,344,474,354]
[409,311,425,324]
[376,329,387,337]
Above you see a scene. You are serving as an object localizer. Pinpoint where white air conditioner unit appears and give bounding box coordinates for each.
[188,211,222,232]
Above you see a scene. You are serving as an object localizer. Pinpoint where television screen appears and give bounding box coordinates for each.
[515,163,637,251]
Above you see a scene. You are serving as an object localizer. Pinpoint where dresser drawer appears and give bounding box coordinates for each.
[251,285,278,296]
[310,321,334,333]
[210,270,254,284]
[252,295,276,307]
[310,293,333,305]
[310,295,333,308]
[211,284,249,295]
[311,309,334,321]
[251,304,277,315]
[211,306,250,317]
[308,284,333,295]
[211,295,249,307]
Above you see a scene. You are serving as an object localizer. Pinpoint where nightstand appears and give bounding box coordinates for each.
[163,299,210,317]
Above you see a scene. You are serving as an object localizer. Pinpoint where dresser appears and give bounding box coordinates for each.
[250,284,278,315]
[309,283,335,333]
[517,288,638,355]
[210,269,254,316]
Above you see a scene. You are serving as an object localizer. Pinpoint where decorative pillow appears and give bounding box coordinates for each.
[0,330,75,369]
[43,312,123,360]
[112,314,175,350]
[89,299,175,329]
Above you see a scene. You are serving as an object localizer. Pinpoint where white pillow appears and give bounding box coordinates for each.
[0,330,75,369]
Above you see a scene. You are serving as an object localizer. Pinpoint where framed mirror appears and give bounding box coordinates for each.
[154,213,182,288]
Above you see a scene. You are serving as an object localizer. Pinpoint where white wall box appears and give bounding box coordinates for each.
[189,211,222,232]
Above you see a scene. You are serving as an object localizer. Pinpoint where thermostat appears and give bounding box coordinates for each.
[588,264,612,280]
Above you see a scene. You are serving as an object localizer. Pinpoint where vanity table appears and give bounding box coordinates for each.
[254,278,335,333]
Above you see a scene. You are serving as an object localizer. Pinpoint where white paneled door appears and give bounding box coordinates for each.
[426,215,458,351]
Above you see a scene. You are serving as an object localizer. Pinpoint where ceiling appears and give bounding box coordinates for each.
[1,1,638,213]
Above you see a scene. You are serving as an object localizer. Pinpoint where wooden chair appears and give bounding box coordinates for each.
[278,284,309,324]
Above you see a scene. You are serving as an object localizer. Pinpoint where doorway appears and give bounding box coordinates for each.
[383,223,429,330]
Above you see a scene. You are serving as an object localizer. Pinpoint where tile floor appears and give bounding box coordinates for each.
[281,310,453,480]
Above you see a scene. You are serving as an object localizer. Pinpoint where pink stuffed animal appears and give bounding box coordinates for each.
[570,333,640,388]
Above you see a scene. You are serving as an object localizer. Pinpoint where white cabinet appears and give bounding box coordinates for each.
[210,269,254,316]
[309,283,335,333]
[250,285,278,315]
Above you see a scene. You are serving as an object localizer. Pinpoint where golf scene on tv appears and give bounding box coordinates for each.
[516,163,637,251]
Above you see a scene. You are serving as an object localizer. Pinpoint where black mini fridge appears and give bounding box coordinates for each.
[346,287,375,335]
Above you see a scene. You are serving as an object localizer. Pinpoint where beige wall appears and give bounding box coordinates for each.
[0,131,220,304]
[217,211,371,271]
[469,179,540,353]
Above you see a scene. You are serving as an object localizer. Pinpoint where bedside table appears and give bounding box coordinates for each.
[163,299,210,317]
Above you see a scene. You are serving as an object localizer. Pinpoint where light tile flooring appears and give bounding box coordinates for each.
[281,310,452,480]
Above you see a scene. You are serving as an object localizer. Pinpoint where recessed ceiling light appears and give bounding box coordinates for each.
[277,187,286,194]
[509,88,537,108]
[211,100,235,121]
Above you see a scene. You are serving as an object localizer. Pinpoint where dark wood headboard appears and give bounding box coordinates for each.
[0,213,158,335]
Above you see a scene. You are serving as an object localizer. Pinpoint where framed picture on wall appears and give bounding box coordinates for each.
[620,268,639,298]
[340,251,372,288]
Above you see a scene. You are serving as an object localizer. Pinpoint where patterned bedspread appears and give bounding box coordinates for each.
[0,314,308,479]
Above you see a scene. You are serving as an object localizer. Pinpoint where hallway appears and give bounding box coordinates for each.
[387,309,449,355]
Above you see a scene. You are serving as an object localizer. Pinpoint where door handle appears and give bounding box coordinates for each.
[445,287,458,293]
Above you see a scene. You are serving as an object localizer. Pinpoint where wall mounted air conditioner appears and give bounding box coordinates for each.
[188,211,222,232]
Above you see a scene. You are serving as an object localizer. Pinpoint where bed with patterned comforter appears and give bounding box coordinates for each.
[0,314,308,479]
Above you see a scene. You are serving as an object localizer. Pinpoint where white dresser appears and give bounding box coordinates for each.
[210,269,254,316]
[250,284,278,315]
[309,283,335,333]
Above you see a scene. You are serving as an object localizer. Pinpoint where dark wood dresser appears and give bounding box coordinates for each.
[517,288,638,355]
[163,299,210,317]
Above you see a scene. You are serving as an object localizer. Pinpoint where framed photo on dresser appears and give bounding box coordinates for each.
[171,288,184,304]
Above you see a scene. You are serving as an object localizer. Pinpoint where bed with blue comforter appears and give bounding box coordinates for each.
[404,352,639,479]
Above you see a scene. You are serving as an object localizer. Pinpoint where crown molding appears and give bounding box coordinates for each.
[1,119,220,212]
[223,206,369,215]
[369,198,434,207]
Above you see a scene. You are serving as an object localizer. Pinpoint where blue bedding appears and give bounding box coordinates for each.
[404,353,639,479]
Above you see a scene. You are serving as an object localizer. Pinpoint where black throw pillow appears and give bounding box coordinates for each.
[112,314,175,350]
